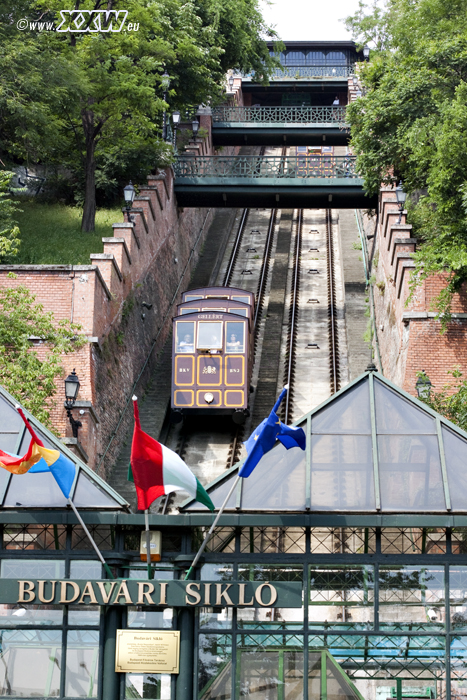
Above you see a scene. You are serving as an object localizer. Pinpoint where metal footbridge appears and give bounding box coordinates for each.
[212,106,350,146]
[173,155,377,209]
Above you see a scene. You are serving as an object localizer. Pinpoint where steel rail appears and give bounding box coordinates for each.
[223,208,249,286]
[284,209,302,424]
[326,209,340,394]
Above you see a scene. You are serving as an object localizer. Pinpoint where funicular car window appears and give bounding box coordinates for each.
[176,322,195,353]
[202,307,227,312]
[180,308,200,315]
[185,295,204,301]
[229,307,248,317]
[225,322,245,353]
[232,295,250,305]
[198,322,223,350]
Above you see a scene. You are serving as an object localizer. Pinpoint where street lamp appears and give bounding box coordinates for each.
[415,371,432,400]
[161,71,171,140]
[353,74,358,86]
[228,75,234,91]
[172,111,181,150]
[64,369,82,438]
[395,180,407,224]
[192,118,199,142]
[123,181,135,222]
[363,45,370,60]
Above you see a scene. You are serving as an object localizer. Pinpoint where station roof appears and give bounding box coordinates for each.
[0,384,129,510]
[182,370,467,514]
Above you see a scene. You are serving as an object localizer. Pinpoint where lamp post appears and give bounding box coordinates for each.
[415,371,432,400]
[192,118,199,143]
[228,75,234,91]
[395,180,407,224]
[123,181,135,222]
[161,71,171,140]
[363,45,370,61]
[172,111,181,151]
[64,369,82,438]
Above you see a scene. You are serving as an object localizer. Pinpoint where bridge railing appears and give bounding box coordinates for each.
[242,65,356,81]
[174,155,359,179]
[212,106,348,125]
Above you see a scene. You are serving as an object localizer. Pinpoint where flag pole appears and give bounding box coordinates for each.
[67,498,115,580]
[144,509,153,580]
[184,475,240,580]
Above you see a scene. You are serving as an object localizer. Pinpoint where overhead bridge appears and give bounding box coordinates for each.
[212,106,350,146]
[173,155,377,209]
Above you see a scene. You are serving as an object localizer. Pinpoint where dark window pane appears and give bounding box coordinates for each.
[378,435,445,511]
[311,435,375,510]
[375,381,436,434]
[312,381,370,434]
[442,427,467,511]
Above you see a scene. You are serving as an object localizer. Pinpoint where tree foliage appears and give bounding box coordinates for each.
[419,368,467,433]
[0,0,279,231]
[0,172,21,261]
[0,277,86,430]
[345,0,467,321]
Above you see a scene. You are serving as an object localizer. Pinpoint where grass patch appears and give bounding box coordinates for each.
[13,198,122,265]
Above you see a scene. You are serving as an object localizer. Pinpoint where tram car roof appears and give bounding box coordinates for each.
[176,298,252,317]
[173,308,253,328]
[182,286,255,305]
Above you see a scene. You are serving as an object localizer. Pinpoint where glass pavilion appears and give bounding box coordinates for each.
[1,369,467,700]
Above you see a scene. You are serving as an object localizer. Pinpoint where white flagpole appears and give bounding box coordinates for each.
[184,475,240,580]
[67,498,115,579]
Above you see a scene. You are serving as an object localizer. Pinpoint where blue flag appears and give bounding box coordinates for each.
[239,386,306,478]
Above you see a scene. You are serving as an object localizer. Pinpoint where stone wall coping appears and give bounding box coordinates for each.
[0,264,112,300]
[112,222,134,229]
[61,437,88,463]
[134,196,156,222]
[122,207,149,234]
[101,238,132,265]
[73,400,100,424]
[139,186,163,211]
[148,170,171,199]
[89,253,123,282]
[403,311,467,321]
[391,238,417,266]
[394,237,417,244]
[112,223,140,249]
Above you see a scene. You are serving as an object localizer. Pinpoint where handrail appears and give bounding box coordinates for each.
[174,155,359,179]
[212,105,348,125]
[242,65,356,80]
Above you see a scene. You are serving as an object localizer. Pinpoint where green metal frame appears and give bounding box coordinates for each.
[242,65,356,80]
[212,106,348,125]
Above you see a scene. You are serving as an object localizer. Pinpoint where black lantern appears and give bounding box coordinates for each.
[363,45,370,60]
[64,369,82,438]
[415,371,432,400]
[172,111,181,150]
[192,118,200,142]
[123,181,135,222]
[395,180,407,224]
[228,75,234,91]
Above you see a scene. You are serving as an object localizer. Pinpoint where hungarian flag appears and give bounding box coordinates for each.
[129,397,214,511]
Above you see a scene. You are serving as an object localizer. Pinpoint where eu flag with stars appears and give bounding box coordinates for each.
[239,386,306,478]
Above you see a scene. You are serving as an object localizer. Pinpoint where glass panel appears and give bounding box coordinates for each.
[127,607,174,628]
[72,525,115,549]
[381,528,446,554]
[240,528,306,554]
[228,308,248,317]
[375,381,436,434]
[379,567,445,631]
[16,428,55,453]
[308,652,321,699]
[5,470,67,507]
[286,51,306,66]
[70,560,103,579]
[198,634,231,700]
[125,673,171,699]
[198,322,223,350]
[187,476,236,511]
[310,435,375,510]
[238,566,303,629]
[326,52,348,65]
[306,51,325,65]
[310,528,376,554]
[0,434,20,452]
[73,472,122,508]
[326,656,361,700]
[225,323,245,352]
[311,381,370,434]
[0,629,61,696]
[452,528,467,554]
[1,558,65,578]
[185,295,204,301]
[128,568,175,581]
[201,564,234,581]
[176,321,195,353]
[65,629,99,697]
[442,427,467,511]
[181,307,200,315]
[236,635,304,700]
[3,523,66,550]
[0,604,63,625]
[232,296,250,305]
[69,606,101,625]
[450,567,467,631]
[309,566,374,630]
[378,435,445,511]
[242,443,306,510]
[196,528,236,553]
[0,394,24,433]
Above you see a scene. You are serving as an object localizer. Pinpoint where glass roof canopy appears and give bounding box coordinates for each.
[0,384,128,510]
[183,370,467,514]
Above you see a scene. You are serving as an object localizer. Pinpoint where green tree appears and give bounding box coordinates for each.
[418,368,467,433]
[345,0,467,324]
[0,172,21,261]
[0,277,86,430]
